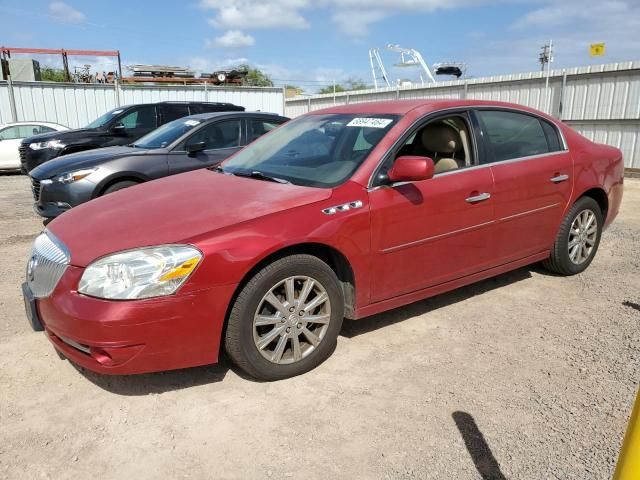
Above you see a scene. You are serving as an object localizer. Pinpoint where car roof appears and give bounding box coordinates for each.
[0,121,66,128]
[311,99,553,118]
[184,111,288,121]
[116,101,240,109]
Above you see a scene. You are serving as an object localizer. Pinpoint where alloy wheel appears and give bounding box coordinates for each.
[253,276,331,364]
[568,209,598,265]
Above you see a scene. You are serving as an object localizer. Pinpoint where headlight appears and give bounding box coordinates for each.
[78,245,202,300]
[56,168,97,184]
[29,140,66,150]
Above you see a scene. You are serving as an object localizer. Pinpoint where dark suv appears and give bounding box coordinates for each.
[19,101,244,173]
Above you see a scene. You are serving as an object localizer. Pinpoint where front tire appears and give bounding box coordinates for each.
[225,254,344,381]
[542,196,603,276]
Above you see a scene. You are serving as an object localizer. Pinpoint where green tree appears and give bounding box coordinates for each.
[40,66,66,82]
[317,77,370,94]
[238,64,274,87]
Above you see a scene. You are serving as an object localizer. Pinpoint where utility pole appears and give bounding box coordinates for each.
[539,40,554,113]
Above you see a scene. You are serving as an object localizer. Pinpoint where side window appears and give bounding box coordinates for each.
[159,104,189,124]
[541,120,563,152]
[477,110,550,163]
[248,119,283,143]
[118,105,157,131]
[186,119,241,150]
[0,126,21,140]
[398,115,473,173]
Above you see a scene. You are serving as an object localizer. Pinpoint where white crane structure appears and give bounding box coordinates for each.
[369,44,438,90]
[368,48,391,90]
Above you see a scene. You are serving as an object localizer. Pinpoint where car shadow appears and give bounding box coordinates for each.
[74,357,234,396]
[452,411,506,480]
[341,266,533,338]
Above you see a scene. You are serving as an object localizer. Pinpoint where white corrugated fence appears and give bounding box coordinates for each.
[0,81,285,128]
[286,61,640,169]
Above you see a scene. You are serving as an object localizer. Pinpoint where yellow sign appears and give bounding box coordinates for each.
[590,43,606,57]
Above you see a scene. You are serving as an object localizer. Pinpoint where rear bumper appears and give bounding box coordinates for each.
[36,266,237,375]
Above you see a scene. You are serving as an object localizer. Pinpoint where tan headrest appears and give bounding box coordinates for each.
[420,124,458,153]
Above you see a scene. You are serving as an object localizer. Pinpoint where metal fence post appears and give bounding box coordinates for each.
[558,70,567,120]
[204,82,208,102]
[6,75,18,122]
[462,81,468,100]
[114,79,121,107]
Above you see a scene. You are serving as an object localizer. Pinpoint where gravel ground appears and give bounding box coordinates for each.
[0,174,638,480]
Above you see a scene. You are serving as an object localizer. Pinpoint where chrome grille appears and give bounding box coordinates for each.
[26,232,70,298]
[30,177,41,202]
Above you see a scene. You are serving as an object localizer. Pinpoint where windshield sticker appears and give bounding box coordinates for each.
[111,109,123,115]
[346,118,393,129]
[184,120,201,126]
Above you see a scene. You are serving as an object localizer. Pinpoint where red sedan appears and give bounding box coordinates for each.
[23,100,624,380]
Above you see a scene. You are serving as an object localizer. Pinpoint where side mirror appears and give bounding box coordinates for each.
[387,156,435,183]
[111,123,126,135]
[186,141,206,155]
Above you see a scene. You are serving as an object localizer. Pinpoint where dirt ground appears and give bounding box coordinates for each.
[0,174,638,480]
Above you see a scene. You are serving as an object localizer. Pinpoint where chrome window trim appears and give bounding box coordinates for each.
[366,104,569,190]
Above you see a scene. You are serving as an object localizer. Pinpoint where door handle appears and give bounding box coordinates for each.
[465,192,491,203]
[550,174,569,183]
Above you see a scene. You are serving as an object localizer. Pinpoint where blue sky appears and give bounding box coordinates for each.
[1,0,638,92]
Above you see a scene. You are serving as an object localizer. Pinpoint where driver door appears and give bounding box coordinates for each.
[168,118,243,175]
[368,113,496,302]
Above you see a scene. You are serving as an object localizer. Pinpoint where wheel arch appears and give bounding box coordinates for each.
[93,173,148,198]
[223,243,357,338]
[575,186,608,220]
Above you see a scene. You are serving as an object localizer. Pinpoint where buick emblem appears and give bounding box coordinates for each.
[26,255,38,283]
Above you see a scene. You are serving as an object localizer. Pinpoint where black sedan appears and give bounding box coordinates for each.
[29,111,288,219]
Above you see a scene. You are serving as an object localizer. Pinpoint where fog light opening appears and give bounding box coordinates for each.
[90,347,115,366]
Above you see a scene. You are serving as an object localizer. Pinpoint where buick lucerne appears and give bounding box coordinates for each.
[22,100,624,381]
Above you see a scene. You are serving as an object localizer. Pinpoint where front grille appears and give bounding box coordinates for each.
[26,232,70,298]
[19,144,28,172]
[31,178,41,202]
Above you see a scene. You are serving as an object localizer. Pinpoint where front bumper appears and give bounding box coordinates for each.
[33,266,236,375]
[32,178,95,218]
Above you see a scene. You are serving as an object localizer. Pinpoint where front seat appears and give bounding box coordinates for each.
[419,123,461,174]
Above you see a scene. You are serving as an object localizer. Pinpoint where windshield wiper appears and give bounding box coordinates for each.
[227,169,291,184]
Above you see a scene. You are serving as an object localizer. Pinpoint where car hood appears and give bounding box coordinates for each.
[47,169,332,267]
[30,146,151,179]
[22,128,96,145]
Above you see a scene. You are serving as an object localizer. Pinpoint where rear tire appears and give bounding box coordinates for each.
[542,196,603,276]
[102,180,139,196]
[225,254,344,381]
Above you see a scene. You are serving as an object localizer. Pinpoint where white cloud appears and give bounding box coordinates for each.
[331,9,386,37]
[206,30,255,48]
[48,1,86,24]
[200,0,310,30]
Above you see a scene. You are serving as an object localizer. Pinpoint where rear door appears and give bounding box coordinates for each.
[158,104,190,125]
[474,109,573,264]
[168,118,243,175]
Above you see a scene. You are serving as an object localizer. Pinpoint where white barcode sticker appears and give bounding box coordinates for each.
[184,120,201,126]
[346,117,393,128]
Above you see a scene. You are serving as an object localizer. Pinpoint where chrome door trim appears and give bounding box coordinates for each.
[379,220,495,254]
[366,104,570,189]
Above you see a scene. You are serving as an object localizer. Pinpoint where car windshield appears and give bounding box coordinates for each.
[221,113,399,187]
[85,107,129,129]
[133,117,203,149]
